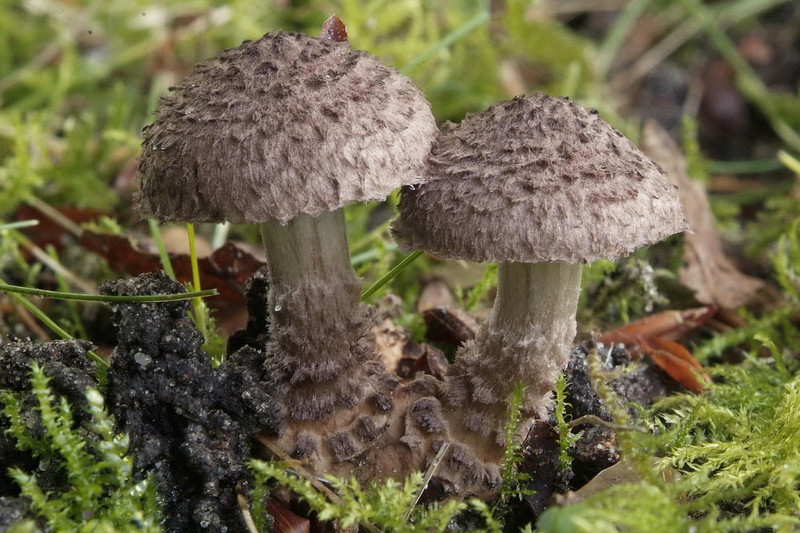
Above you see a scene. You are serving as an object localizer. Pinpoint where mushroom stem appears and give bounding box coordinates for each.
[492,262,582,361]
[260,209,354,293]
[259,209,377,421]
[448,261,582,441]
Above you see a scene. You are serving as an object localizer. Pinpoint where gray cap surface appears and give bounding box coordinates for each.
[392,94,687,263]
[137,31,437,224]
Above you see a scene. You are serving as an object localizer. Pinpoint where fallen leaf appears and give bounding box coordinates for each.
[417,279,479,347]
[79,230,264,311]
[641,121,765,310]
[266,498,311,533]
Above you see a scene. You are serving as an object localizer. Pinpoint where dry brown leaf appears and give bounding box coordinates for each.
[641,121,764,310]
[78,230,264,333]
[265,498,311,533]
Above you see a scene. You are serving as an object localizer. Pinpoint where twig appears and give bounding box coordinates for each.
[25,196,83,238]
[12,231,96,294]
[404,441,451,523]
[256,435,345,506]
[568,414,648,433]
[236,485,260,533]
[7,296,52,342]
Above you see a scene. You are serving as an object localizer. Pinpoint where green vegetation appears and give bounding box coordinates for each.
[539,347,800,532]
[2,0,800,531]
[250,461,471,533]
[2,364,160,532]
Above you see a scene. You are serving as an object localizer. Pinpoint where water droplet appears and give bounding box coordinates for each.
[200,520,209,528]
[134,352,152,367]
[274,305,282,312]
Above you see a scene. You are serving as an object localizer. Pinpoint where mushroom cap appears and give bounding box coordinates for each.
[392,94,687,264]
[137,31,437,224]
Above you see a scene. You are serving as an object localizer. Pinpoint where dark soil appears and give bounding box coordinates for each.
[100,271,280,533]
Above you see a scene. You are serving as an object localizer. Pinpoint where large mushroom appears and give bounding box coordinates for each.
[137,27,437,446]
[392,94,687,446]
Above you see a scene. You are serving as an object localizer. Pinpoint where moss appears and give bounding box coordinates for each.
[2,363,160,532]
[250,461,473,532]
[536,345,800,532]
[537,482,694,533]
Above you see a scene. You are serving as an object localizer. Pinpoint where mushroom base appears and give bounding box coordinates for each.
[446,262,583,442]
[266,277,380,421]
[262,371,504,500]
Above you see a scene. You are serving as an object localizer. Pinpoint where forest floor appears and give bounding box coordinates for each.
[1,1,800,532]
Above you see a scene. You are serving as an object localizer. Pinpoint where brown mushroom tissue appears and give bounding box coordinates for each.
[138,32,437,224]
[393,94,687,265]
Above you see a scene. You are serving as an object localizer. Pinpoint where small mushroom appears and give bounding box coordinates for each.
[137,29,437,428]
[392,94,687,444]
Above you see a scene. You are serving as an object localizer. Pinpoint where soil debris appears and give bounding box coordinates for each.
[101,271,280,533]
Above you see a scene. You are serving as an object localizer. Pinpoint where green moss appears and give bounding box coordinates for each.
[537,482,694,533]
[250,461,474,532]
[537,344,800,532]
[654,356,800,525]
[2,363,160,532]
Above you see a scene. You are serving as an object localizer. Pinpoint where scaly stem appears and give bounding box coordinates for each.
[448,262,582,439]
[259,209,376,421]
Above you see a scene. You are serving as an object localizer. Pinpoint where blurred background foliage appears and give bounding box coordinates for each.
[1,0,799,320]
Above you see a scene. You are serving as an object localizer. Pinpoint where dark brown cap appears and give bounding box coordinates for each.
[137,31,437,224]
[392,94,687,263]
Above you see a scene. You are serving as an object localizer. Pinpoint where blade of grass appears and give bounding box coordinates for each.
[611,0,790,91]
[400,3,490,75]
[778,151,800,175]
[46,245,88,340]
[709,158,783,175]
[0,283,216,302]
[351,242,399,268]
[0,220,40,231]
[361,250,422,302]
[186,222,208,342]
[679,0,800,152]
[0,275,109,369]
[148,218,176,279]
[597,0,650,76]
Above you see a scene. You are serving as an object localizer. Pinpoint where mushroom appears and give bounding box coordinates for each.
[137,28,437,433]
[392,94,687,445]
